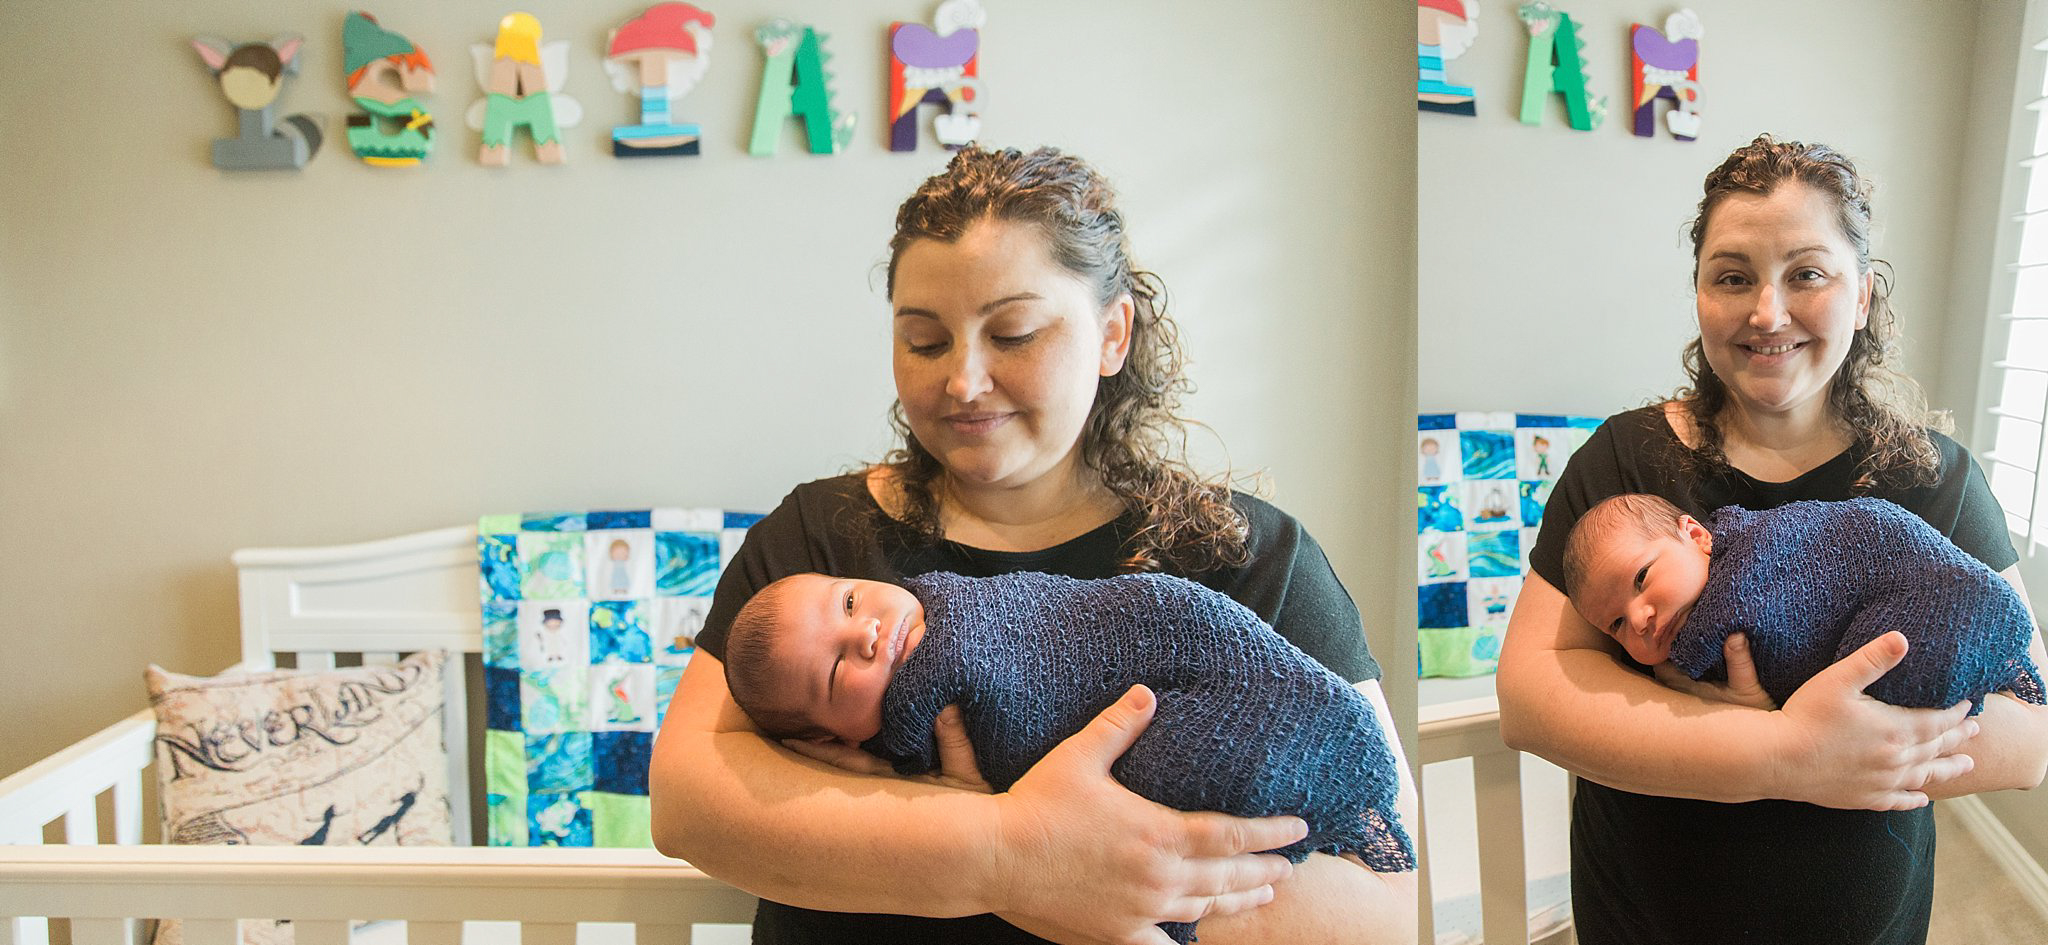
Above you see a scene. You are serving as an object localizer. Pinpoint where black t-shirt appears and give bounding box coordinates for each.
[1528,406,2017,945]
[692,474,1382,944]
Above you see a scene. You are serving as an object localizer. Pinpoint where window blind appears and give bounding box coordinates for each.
[1983,14,2048,551]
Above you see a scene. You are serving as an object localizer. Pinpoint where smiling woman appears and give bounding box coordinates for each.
[649,145,1415,945]
[1496,134,2048,945]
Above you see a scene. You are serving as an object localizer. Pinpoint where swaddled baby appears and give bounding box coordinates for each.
[722,570,1414,943]
[1561,494,2045,713]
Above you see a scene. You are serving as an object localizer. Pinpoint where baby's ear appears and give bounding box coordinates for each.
[1678,515,1714,553]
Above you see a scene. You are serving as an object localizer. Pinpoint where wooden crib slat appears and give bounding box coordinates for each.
[63,799,97,846]
[1415,779,1434,945]
[68,918,129,945]
[293,920,350,945]
[1473,750,1530,945]
[521,923,577,945]
[362,652,399,667]
[5,916,46,945]
[635,924,690,945]
[441,659,473,847]
[7,829,48,945]
[112,772,142,845]
[299,652,337,671]
[406,921,463,945]
[181,920,239,945]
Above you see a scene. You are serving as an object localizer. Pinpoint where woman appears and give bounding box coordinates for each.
[1498,135,2048,944]
[649,146,1417,945]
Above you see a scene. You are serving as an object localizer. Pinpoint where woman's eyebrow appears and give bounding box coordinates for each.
[980,292,1042,314]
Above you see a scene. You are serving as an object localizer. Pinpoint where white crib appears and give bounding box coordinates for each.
[0,525,759,945]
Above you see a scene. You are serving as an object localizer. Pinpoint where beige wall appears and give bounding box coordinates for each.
[1420,0,1984,417]
[0,1,1416,780]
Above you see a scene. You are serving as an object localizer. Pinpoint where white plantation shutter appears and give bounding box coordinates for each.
[1983,6,2048,553]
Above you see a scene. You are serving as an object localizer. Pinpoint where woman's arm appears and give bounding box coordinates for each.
[1927,564,2048,797]
[1497,573,1979,809]
[1170,680,1417,945]
[650,652,1305,942]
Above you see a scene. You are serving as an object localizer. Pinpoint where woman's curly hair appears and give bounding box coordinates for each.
[879,145,1249,574]
[1676,133,1946,493]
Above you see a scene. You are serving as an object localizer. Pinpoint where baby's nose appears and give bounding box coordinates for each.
[1630,603,1654,634]
[861,620,881,659]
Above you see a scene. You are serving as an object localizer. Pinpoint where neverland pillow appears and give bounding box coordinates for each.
[145,650,454,944]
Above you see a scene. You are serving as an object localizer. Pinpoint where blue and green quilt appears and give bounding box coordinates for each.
[479,508,760,846]
[1417,413,1599,678]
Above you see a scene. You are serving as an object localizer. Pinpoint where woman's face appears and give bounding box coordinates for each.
[890,218,1132,493]
[1694,182,1873,423]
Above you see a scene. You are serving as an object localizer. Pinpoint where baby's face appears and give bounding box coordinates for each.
[770,574,928,744]
[1572,516,1713,665]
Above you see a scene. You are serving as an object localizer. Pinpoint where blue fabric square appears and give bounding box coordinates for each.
[1419,414,1457,430]
[723,511,765,528]
[484,600,520,669]
[587,510,653,529]
[1460,431,1515,479]
[486,665,522,731]
[527,732,594,793]
[589,601,653,663]
[593,731,653,795]
[1520,481,1548,528]
[1419,486,1462,533]
[522,512,589,532]
[1468,531,1521,579]
[656,532,721,595]
[528,793,592,846]
[479,534,521,601]
[1420,583,1468,628]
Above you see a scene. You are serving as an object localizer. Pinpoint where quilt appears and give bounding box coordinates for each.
[479,508,759,846]
[1418,412,1599,677]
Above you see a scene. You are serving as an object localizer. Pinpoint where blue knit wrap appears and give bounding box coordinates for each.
[1669,498,2045,714]
[860,571,1414,943]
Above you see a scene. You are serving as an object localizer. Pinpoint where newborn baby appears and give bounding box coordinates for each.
[1561,494,2045,713]
[722,570,1413,942]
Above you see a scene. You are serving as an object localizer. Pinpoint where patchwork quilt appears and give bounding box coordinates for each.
[479,508,759,846]
[1417,413,1599,677]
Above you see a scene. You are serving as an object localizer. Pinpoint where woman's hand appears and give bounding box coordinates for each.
[781,705,994,793]
[1770,631,1980,811]
[1652,633,1777,710]
[989,685,1308,945]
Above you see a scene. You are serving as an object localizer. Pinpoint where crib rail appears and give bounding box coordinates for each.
[0,710,153,847]
[1418,696,1530,945]
[0,846,758,944]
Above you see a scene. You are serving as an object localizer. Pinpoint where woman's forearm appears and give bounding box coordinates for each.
[1927,692,2048,798]
[1499,640,1784,801]
[650,655,1005,917]
[1195,854,1417,945]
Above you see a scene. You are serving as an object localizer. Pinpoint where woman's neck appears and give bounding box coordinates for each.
[1711,395,1854,483]
[872,454,1125,553]
[941,460,1126,552]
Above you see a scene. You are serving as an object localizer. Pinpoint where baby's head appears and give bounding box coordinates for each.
[1560,494,1715,665]
[724,573,928,744]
